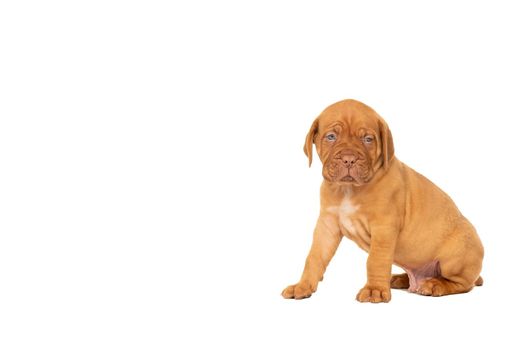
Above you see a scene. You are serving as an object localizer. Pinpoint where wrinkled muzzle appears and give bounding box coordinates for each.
[323,149,372,184]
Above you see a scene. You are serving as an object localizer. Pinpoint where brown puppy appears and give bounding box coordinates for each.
[282,99,484,303]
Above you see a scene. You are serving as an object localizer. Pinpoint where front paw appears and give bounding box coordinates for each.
[281,282,316,299]
[356,285,391,303]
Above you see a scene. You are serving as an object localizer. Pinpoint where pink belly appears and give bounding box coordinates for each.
[402,260,441,292]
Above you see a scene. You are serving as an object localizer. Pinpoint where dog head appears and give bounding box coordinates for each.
[304,99,394,186]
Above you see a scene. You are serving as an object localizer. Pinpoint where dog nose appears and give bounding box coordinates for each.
[341,154,357,167]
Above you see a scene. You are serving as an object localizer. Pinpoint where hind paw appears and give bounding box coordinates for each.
[417,278,446,297]
[390,273,410,289]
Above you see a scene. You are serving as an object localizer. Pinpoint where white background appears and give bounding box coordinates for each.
[1,1,524,349]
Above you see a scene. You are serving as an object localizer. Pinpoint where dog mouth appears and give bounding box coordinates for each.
[324,154,371,185]
[340,175,354,182]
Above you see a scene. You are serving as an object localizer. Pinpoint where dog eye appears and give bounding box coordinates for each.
[363,135,374,144]
[325,133,337,142]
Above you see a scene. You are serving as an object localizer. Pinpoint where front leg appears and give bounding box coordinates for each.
[356,225,397,303]
[282,217,342,299]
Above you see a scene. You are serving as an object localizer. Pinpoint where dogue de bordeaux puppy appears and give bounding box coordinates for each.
[282,99,484,303]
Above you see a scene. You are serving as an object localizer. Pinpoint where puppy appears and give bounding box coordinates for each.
[282,99,484,302]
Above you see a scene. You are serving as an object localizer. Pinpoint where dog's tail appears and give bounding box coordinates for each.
[475,276,484,287]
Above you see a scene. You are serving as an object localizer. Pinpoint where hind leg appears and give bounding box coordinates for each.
[417,250,483,297]
[417,220,484,297]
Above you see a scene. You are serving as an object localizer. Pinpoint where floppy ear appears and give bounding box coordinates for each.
[303,118,319,167]
[379,118,394,169]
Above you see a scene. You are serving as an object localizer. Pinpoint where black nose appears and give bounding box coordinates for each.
[342,154,357,167]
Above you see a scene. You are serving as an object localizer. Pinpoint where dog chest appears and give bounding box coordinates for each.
[338,196,358,235]
[327,195,358,236]
[325,194,371,250]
